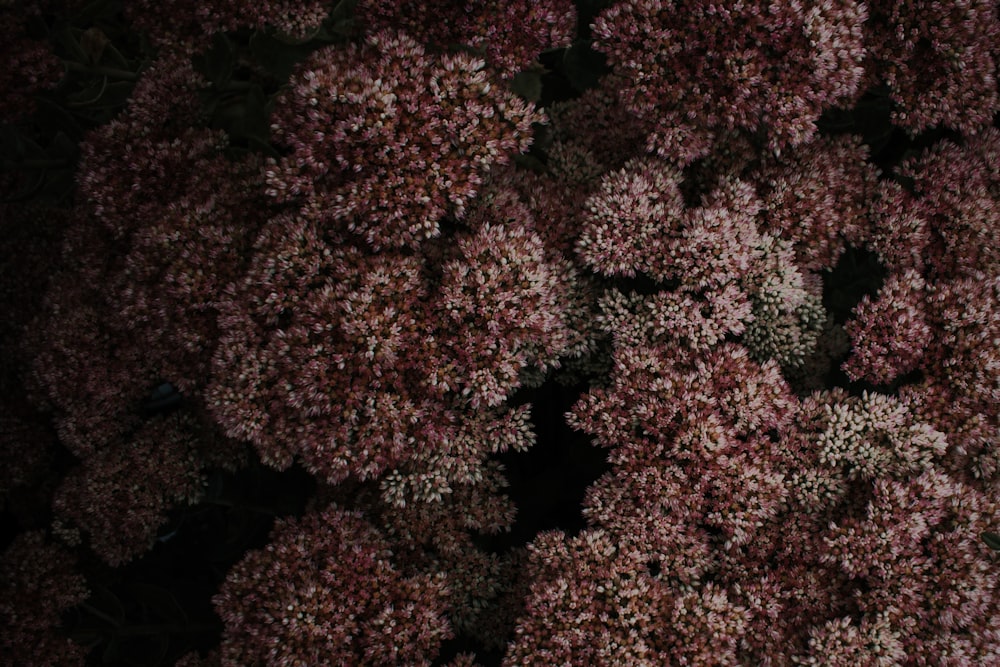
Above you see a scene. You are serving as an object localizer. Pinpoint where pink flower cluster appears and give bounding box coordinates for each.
[124,0,331,49]
[213,504,453,666]
[355,0,577,78]
[592,0,867,164]
[864,0,1000,134]
[265,30,543,249]
[0,8,62,123]
[0,532,89,666]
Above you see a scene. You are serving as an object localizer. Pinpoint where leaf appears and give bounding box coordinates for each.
[53,25,90,64]
[563,42,607,93]
[249,30,316,82]
[80,27,110,65]
[982,532,1000,551]
[131,583,189,626]
[193,33,234,87]
[511,70,543,103]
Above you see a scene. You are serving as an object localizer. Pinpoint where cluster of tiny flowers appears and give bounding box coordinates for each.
[895,129,1000,280]
[434,215,575,408]
[76,51,225,240]
[840,132,1000,488]
[505,529,671,664]
[821,469,1000,663]
[124,0,331,49]
[51,414,209,566]
[753,134,878,272]
[0,531,89,667]
[265,29,543,249]
[0,8,62,123]
[843,269,933,385]
[797,613,905,666]
[741,235,827,370]
[206,215,436,483]
[355,0,576,78]
[578,163,765,289]
[864,0,1000,134]
[592,0,867,164]
[214,504,453,666]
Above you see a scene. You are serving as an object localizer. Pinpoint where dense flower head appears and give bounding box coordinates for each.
[504,529,671,665]
[52,413,209,566]
[821,469,1000,662]
[214,503,453,666]
[929,273,1000,411]
[77,51,217,239]
[355,0,577,78]
[896,129,1000,280]
[433,217,576,408]
[592,0,867,164]
[579,167,767,289]
[864,0,1000,134]
[654,177,765,289]
[0,8,62,123]
[576,157,686,278]
[125,0,331,49]
[581,465,714,587]
[265,30,543,249]
[843,269,933,385]
[813,391,948,482]
[741,235,827,370]
[0,531,89,666]
[753,134,878,271]
[207,214,435,482]
[797,613,906,666]
[568,341,795,468]
[546,78,651,179]
[864,180,931,274]
[596,283,752,353]
[899,379,1000,489]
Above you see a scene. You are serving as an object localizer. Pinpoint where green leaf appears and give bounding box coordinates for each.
[249,30,315,82]
[53,25,90,63]
[511,70,543,103]
[982,532,1000,551]
[563,42,608,93]
[193,33,234,87]
[131,583,189,626]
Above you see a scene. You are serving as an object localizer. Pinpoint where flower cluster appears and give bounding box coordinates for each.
[124,0,331,49]
[265,30,543,249]
[51,413,211,566]
[214,504,453,666]
[0,7,62,123]
[592,0,867,164]
[355,0,577,78]
[0,532,89,666]
[753,134,878,272]
[864,0,1000,134]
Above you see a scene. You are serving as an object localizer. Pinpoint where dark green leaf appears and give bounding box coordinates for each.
[53,25,90,63]
[249,30,315,82]
[511,70,543,103]
[563,42,608,93]
[131,583,189,626]
[193,33,234,87]
[982,532,1000,551]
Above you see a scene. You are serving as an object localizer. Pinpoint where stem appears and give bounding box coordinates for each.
[202,496,281,516]
[63,60,139,81]
[0,158,73,171]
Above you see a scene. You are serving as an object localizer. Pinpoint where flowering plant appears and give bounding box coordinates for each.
[2,1,999,665]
